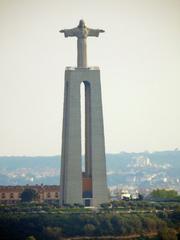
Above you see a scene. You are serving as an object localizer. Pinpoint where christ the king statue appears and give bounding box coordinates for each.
[60,19,105,68]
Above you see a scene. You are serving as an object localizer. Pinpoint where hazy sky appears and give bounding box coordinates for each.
[0,0,180,155]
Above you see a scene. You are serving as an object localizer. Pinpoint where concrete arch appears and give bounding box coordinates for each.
[60,68,108,206]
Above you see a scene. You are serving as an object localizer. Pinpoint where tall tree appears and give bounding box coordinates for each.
[20,188,38,202]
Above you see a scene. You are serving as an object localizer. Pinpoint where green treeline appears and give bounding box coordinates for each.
[150,189,179,201]
[0,203,180,240]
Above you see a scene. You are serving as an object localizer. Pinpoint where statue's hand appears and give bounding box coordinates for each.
[59,28,77,37]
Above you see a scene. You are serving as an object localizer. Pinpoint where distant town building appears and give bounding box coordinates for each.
[0,185,59,204]
[109,187,141,201]
[120,190,131,200]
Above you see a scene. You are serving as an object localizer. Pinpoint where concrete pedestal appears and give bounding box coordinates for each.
[60,67,108,206]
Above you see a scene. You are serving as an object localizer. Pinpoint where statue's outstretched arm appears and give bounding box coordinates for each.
[88,28,105,37]
[60,28,77,37]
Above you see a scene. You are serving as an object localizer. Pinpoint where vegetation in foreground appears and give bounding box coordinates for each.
[0,200,180,240]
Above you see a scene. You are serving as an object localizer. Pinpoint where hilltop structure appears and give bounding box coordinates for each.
[60,20,108,206]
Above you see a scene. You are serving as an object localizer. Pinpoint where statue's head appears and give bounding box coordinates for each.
[78,19,86,28]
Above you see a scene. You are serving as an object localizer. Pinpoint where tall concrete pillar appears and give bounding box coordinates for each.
[60,67,108,206]
[60,69,82,205]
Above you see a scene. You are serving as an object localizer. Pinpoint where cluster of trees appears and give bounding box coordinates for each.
[100,200,180,212]
[0,188,180,239]
[1,200,179,216]
[0,206,179,239]
[20,189,38,202]
[150,189,179,201]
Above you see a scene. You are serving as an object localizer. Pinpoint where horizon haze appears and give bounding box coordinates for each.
[0,0,180,155]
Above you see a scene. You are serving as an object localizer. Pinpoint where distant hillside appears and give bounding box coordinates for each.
[0,150,180,191]
[0,156,60,170]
